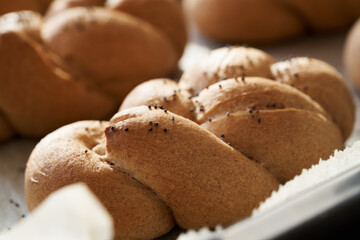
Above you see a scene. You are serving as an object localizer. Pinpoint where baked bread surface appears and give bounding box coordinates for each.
[0,0,187,142]
[25,46,352,239]
[184,0,360,44]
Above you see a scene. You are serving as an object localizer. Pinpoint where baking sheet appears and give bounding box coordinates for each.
[1,28,360,236]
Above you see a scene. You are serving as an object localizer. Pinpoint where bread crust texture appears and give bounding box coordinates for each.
[183,0,360,44]
[25,46,351,239]
[0,0,187,142]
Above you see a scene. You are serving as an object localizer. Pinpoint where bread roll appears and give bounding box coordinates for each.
[0,15,116,137]
[179,46,355,141]
[25,46,350,239]
[184,0,360,44]
[26,108,279,239]
[0,0,187,142]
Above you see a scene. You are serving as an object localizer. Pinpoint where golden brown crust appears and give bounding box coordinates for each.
[107,0,187,59]
[271,57,355,140]
[184,0,360,44]
[202,109,342,183]
[179,46,276,94]
[120,78,195,120]
[42,7,178,101]
[0,0,186,142]
[194,78,342,183]
[180,47,355,142]
[25,121,174,240]
[107,106,279,228]
[193,77,329,124]
[344,19,360,92]
[183,0,303,44]
[0,28,117,137]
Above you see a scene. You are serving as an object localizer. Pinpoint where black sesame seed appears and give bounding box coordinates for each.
[220,134,225,139]
[258,118,261,123]
[272,104,276,108]
[248,109,253,114]
[124,128,129,132]
[228,142,232,146]
[164,109,168,113]
[163,128,167,132]
[226,112,230,116]
[149,128,153,131]
[109,162,115,166]
[190,108,194,112]
[219,84,222,89]
[148,105,151,109]
[209,118,212,122]
[256,110,259,113]
[251,105,256,110]
[251,114,255,118]
[159,105,164,110]
[21,214,25,218]
[85,150,88,153]
[15,203,19,208]
[110,126,115,131]
[149,121,153,125]
[154,122,159,127]
[154,104,158,109]
[171,116,175,121]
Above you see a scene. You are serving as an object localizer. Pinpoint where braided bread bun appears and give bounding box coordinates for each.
[0,0,186,142]
[183,0,360,44]
[26,107,280,239]
[344,18,360,92]
[26,47,348,239]
[179,46,355,141]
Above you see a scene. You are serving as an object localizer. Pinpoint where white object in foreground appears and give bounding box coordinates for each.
[0,183,114,240]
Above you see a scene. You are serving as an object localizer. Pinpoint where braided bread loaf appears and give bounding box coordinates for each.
[183,0,360,44]
[0,0,186,142]
[25,46,352,239]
